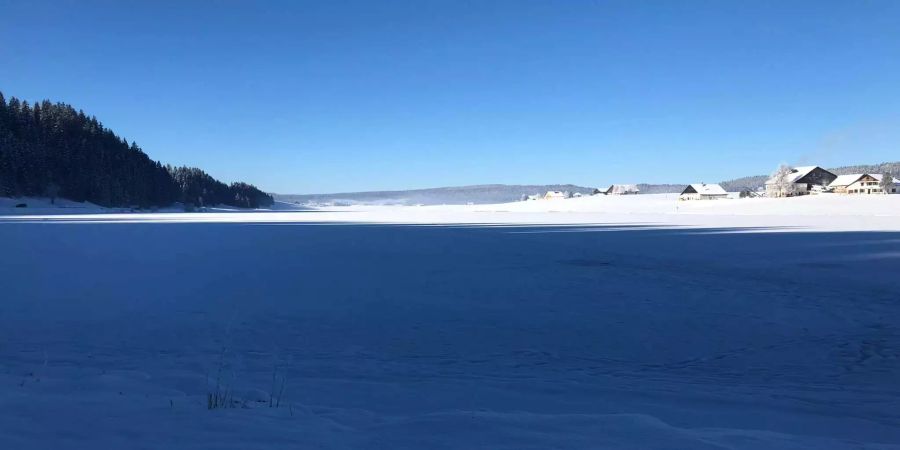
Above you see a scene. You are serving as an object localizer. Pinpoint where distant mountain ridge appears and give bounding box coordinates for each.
[280,161,900,206]
[277,184,595,206]
[277,183,688,206]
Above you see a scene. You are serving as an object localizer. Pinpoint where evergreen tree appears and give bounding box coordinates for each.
[881,173,895,194]
[0,90,274,208]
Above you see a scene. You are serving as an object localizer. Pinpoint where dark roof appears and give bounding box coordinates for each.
[794,166,837,185]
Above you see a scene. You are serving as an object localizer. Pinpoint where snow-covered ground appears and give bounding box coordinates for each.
[6,193,900,231]
[2,194,900,448]
[0,196,109,214]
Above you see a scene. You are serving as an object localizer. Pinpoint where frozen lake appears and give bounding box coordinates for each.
[2,202,900,448]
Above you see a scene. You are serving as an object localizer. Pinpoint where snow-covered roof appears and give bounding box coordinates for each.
[765,166,821,185]
[606,184,639,194]
[827,173,894,187]
[829,174,865,187]
[682,183,728,196]
[790,166,818,181]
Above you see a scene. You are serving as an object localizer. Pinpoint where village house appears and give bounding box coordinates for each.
[765,166,837,197]
[679,183,728,201]
[603,184,640,195]
[828,174,899,194]
[544,190,567,200]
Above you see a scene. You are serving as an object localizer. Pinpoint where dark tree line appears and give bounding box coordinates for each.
[0,91,273,208]
[168,166,273,209]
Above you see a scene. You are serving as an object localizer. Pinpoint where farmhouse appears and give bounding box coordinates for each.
[679,183,728,201]
[765,166,837,197]
[603,184,640,195]
[544,190,567,200]
[828,174,899,194]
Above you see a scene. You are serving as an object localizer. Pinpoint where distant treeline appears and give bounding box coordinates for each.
[0,91,272,208]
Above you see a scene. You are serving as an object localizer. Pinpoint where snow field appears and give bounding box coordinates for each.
[1,196,900,448]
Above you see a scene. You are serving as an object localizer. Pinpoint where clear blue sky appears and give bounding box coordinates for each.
[2,0,899,193]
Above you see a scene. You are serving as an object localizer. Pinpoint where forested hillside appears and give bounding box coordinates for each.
[0,91,272,208]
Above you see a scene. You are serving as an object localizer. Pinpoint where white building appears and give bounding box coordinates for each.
[544,190,567,200]
[679,183,728,201]
[603,184,640,195]
[765,166,837,197]
[828,174,899,194]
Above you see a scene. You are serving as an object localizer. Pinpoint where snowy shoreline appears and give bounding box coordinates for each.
[4,194,900,232]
